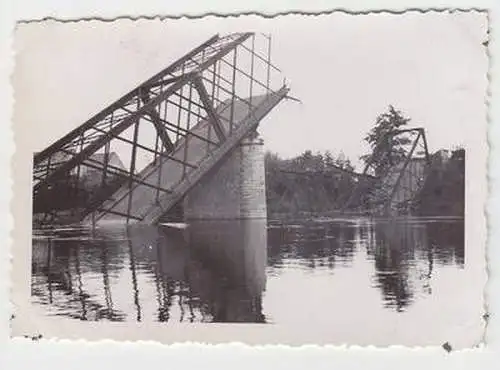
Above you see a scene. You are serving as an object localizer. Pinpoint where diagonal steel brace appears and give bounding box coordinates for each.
[140,91,175,152]
[192,74,226,143]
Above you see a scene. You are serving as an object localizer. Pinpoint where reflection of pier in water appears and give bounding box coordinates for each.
[31,219,267,323]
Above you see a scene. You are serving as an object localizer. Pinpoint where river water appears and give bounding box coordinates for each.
[31,216,470,343]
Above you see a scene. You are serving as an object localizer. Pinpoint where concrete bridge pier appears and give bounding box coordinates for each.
[183,130,267,221]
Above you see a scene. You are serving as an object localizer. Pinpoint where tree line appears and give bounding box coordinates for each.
[265,150,358,216]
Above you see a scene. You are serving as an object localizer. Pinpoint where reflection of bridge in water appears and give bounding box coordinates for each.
[32,217,464,322]
[267,217,464,312]
[32,220,267,323]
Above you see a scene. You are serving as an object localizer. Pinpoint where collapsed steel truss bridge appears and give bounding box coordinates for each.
[33,32,289,226]
[342,128,431,214]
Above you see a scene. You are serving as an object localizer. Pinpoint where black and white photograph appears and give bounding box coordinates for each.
[10,10,488,347]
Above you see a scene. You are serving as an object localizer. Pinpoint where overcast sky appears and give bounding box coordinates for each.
[13,11,488,170]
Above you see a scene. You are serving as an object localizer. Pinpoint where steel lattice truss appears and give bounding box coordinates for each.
[342,128,431,214]
[33,32,289,225]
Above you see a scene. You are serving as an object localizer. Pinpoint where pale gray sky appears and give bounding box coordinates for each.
[13,11,488,170]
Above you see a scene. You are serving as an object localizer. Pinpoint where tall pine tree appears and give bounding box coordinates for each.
[361,105,412,175]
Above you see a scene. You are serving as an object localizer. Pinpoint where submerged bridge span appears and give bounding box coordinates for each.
[33,32,290,226]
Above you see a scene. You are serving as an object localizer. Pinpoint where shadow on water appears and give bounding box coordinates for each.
[32,219,267,323]
[32,216,464,321]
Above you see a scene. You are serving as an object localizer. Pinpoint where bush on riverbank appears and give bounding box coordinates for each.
[413,148,465,217]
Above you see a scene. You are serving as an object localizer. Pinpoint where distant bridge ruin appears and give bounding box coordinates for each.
[271,128,432,216]
[342,127,431,215]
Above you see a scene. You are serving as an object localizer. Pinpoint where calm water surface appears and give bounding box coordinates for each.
[31,217,465,329]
